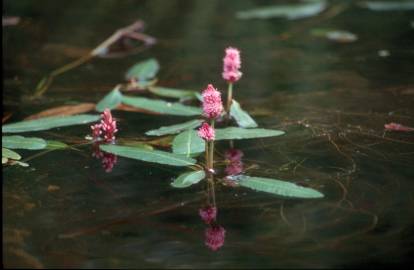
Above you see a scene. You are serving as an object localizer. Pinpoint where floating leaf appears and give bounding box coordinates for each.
[2,148,21,160]
[116,104,161,115]
[100,144,196,167]
[310,28,357,43]
[148,86,198,100]
[96,86,123,112]
[230,100,258,128]
[236,175,324,198]
[2,136,47,150]
[236,0,327,20]
[116,140,154,150]
[2,114,100,133]
[125,58,160,81]
[146,119,203,136]
[9,160,29,167]
[215,127,285,140]
[171,170,206,188]
[25,103,96,120]
[122,96,202,116]
[172,130,205,157]
[2,157,8,164]
[46,140,69,150]
[360,1,414,11]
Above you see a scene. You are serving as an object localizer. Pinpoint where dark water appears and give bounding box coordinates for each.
[3,0,414,268]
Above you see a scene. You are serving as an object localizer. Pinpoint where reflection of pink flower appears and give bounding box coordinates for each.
[90,109,118,143]
[202,84,223,119]
[222,47,242,83]
[92,143,117,173]
[225,149,244,176]
[384,122,414,132]
[205,225,226,251]
[198,122,215,141]
[199,206,217,224]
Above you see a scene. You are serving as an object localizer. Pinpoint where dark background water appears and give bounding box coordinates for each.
[3,0,414,268]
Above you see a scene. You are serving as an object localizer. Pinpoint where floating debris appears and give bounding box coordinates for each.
[311,28,358,43]
[384,122,414,132]
[378,49,390,57]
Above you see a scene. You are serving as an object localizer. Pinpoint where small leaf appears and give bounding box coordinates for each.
[236,1,327,20]
[146,119,203,136]
[100,144,196,167]
[10,160,30,167]
[148,86,198,100]
[172,130,205,157]
[360,1,414,11]
[215,127,285,140]
[46,140,69,150]
[171,170,206,188]
[96,86,123,112]
[2,148,21,160]
[2,114,100,133]
[2,157,8,164]
[230,100,258,128]
[2,136,47,150]
[25,103,96,120]
[236,175,324,198]
[125,58,160,81]
[122,96,202,116]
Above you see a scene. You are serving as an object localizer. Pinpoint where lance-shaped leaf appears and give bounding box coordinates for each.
[46,140,69,150]
[96,86,123,112]
[171,170,206,188]
[360,1,414,11]
[215,127,285,140]
[146,119,203,136]
[2,136,47,150]
[236,175,324,198]
[230,100,258,128]
[122,96,202,116]
[172,130,205,157]
[2,148,21,160]
[125,58,160,81]
[2,114,100,133]
[100,144,196,167]
[148,86,198,100]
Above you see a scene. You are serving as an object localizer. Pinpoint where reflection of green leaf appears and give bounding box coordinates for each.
[46,140,69,150]
[2,114,100,133]
[96,86,123,112]
[172,130,205,157]
[146,119,203,136]
[2,148,21,160]
[122,96,202,116]
[236,175,324,198]
[100,144,196,167]
[230,100,258,128]
[149,86,198,100]
[125,58,160,81]
[171,170,205,188]
[215,127,285,140]
[360,1,414,11]
[236,0,327,20]
[2,136,47,150]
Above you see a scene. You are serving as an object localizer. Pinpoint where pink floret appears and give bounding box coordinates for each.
[202,84,223,119]
[222,47,242,83]
[198,122,215,141]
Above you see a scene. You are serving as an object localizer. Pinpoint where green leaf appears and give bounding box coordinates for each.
[100,144,196,167]
[2,136,47,150]
[2,148,21,160]
[236,0,327,20]
[96,86,123,112]
[172,130,205,157]
[146,119,203,136]
[122,96,202,116]
[215,127,285,140]
[125,58,160,81]
[236,175,324,198]
[148,86,198,100]
[230,100,258,128]
[2,114,101,133]
[171,170,206,188]
[2,157,8,164]
[360,1,414,11]
[46,140,69,150]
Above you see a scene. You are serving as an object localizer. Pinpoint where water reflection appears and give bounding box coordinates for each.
[91,142,118,173]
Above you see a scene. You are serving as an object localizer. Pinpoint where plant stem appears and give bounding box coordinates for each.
[209,120,215,171]
[226,83,233,114]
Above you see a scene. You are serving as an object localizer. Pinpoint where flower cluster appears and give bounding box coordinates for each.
[198,122,215,141]
[205,225,226,251]
[90,109,118,143]
[222,47,242,83]
[199,205,217,224]
[202,84,223,119]
[224,149,244,176]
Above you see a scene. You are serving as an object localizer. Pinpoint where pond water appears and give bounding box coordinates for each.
[3,0,414,268]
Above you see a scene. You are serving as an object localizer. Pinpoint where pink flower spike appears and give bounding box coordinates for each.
[199,206,217,224]
[202,84,223,119]
[222,47,242,83]
[205,225,226,251]
[100,109,118,142]
[198,122,215,141]
[384,122,414,132]
[91,123,102,140]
